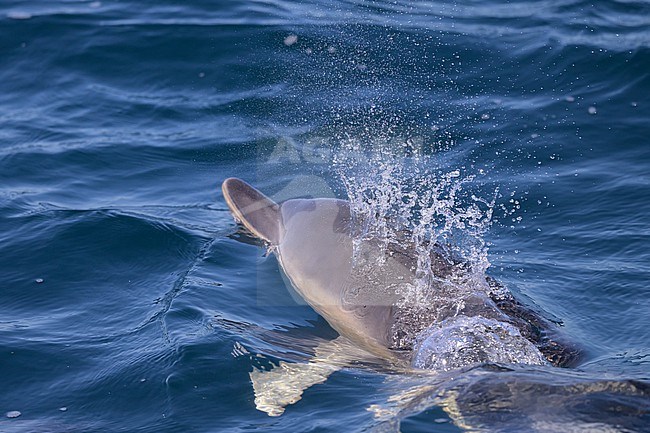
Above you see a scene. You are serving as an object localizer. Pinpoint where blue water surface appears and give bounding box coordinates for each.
[1,1,649,432]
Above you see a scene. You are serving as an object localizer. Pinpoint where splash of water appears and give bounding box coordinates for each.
[412,316,547,370]
[332,137,506,354]
[333,137,496,289]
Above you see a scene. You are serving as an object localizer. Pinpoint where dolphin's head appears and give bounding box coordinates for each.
[221,177,353,306]
[221,178,397,356]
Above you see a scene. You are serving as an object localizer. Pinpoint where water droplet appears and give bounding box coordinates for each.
[564,95,575,103]
[283,35,298,46]
[59,407,68,412]
[588,106,597,115]
[35,278,44,283]
[6,411,21,418]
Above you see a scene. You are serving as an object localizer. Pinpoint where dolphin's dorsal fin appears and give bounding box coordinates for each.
[222,178,283,245]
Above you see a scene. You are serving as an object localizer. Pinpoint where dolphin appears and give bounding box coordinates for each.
[221,177,579,416]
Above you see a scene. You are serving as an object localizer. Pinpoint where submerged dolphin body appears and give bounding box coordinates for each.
[221,177,578,416]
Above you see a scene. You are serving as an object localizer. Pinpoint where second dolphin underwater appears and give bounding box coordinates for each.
[221,177,580,415]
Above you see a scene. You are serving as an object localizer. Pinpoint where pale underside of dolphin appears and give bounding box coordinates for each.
[221,177,579,419]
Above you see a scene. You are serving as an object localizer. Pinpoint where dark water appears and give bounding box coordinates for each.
[1,1,649,432]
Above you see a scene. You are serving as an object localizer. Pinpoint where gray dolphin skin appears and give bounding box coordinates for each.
[222,177,578,363]
[223,177,399,359]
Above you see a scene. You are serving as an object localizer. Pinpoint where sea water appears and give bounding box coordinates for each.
[0,1,649,432]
